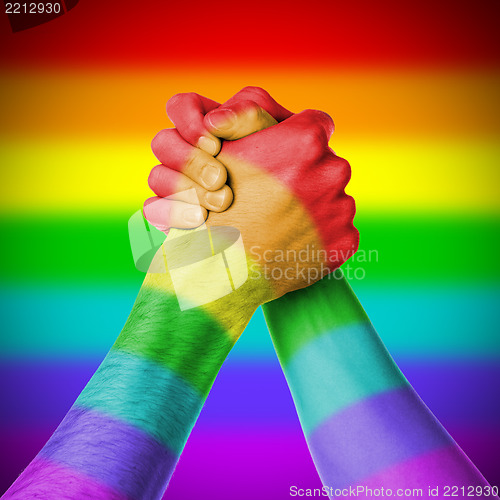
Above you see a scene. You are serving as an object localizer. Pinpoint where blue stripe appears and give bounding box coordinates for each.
[0,286,272,359]
[75,349,203,454]
[284,323,408,434]
[1,286,499,358]
[355,284,500,357]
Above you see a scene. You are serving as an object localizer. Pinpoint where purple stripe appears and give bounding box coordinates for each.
[2,456,128,499]
[164,429,323,500]
[307,387,453,488]
[39,406,177,499]
[361,444,492,488]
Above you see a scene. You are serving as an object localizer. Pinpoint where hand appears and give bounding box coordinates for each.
[147,87,359,302]
[143,126,233,231]
[144,88,286,230]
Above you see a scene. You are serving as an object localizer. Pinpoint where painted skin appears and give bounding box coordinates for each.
[148,87,359,301]
[4,88,494,500]
[1,89,357,500]
[161,87,497,497]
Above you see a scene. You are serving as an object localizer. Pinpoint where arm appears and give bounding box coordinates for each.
[4,88,357,500]
[163,88,497,494]
[262,273,496,493]
[3,248,261,499]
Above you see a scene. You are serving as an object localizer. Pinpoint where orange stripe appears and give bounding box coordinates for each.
[0,69,499,140]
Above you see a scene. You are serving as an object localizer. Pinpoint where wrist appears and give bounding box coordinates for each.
[113,281,233,398]
[115,229,263,396]
[263,269,369,365]
[146,225,266,331]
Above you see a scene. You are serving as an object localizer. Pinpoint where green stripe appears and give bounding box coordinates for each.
[352,212,500,284]
[263,273,369,365]
[113,285,234,397]
[0,214,143,286]
[0,212,498,286]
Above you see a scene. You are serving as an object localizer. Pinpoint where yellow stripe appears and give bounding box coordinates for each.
[1,138,498,213]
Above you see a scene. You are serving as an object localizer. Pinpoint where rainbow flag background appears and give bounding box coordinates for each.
[1,0,499,497]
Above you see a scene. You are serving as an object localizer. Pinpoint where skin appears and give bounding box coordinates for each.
[159,87,497,497]
[148,87,359,300]
[5,87,493,499]
[265,276,496,493]
[1,89,356,499]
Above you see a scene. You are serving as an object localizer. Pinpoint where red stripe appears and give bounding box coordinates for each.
[1,0,499,67]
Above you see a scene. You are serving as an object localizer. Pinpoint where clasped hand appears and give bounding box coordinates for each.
[144,86,359,302]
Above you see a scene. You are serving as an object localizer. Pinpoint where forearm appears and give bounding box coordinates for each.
[4,243,260,499]
[262,272,494,492]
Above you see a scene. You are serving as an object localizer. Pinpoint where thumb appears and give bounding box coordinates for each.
[204,100,278,140]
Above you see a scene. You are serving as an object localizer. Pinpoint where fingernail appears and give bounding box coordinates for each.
[207,108,236,131]
[202,164,219,188]
[197,136,218,156]
[205,190,226,209]
[184,207,204,225]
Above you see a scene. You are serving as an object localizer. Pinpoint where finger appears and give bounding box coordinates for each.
[218,108,336,171]
[204,100,278,140]
[151,128,227,190]
[148,165,233,212]
[295,108,335,141]
[221,86,293,122]
[166,92,221,155]
[251,108,334,157]
[143,196,207,231]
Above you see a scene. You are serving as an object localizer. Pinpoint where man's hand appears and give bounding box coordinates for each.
[144,88,282,230]
[147,87,359,302]
[144,128,233,231]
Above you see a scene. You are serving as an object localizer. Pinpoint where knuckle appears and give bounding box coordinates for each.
[301,109,335,136]
[166,92,196,113]
[335,157,352,187]
[300,108,319,120]
[349,225,360,254]
[319,154,352,190]
[344,194,357,221]
[244,100,265,122]
[300,127,325,159]
[183,119,202,139]
[300,108,323,121]
[241,86,270,100]
[182,152,198,176]
[166,93,183,115]
[338,218,360,261]
[147,165,163,190]
[151,128,171,154]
